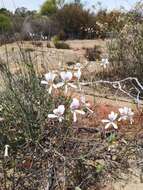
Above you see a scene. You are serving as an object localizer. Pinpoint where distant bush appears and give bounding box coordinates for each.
[31,41,43,47]
[52,35,60,44]
[66,61,75,66]
[57,30,67,40]
[55,3,94,39]
[54,41,70,49]
[85,45,102,61]
[47,41,51,48]
[108,22,143,81]
[0,14,11,33]
[24,48,35,52]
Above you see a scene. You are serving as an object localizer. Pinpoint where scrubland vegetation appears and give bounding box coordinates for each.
[0,0,143,189]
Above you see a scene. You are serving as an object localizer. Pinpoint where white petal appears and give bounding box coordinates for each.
[66,71,72,80]
[109,112,118,121]
[57,105,65,115]
[53,84,57,89]
[102,119,110,123]
[75,110,85,115]
[59,117,64,122]
[60,71,72,81]
[86,107,94,113]
[70,98,80,110]
[45,73,52,81]
[112,122,118,129]
[48,114,57,118]
[105,123,111,129]
[74,69,81,79]
[41,80,48,85]
[75,63,81,68]
[80,96,86,104]
[48,86,53,94]
[45,72,56,81]
[53,108,59,115]
[4,145,9,157]
[73,112,77,122]
[119,108,124,114]
[55,82,64,88]
[64,85,68,94]
[60,72,66,80]
[68,83,77,88]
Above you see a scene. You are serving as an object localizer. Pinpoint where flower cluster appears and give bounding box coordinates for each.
[102,107,134,130]
[48,97,89,123]
[41,65,90,123]
[41,69,81,94]
[41,64,134,128]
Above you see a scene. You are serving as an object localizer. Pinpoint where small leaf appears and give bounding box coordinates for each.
[75,187,82,190]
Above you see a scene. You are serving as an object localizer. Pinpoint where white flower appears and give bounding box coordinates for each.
[118,107,134,124]
[56,71,77,93]
[80,96,93,113]
[74,68,81,80]
[75,63,81,69]
[41,72,57,94]
[102,111,118,129]
[48,105,65,122]
[4,145,9,157]
[100,58,109,68]
[70,98,85,122]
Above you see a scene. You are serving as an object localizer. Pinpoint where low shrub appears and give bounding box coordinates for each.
[24,47,35,52]
[57,30,67,40]
[52,35,60,44]
[47,41,51,48]
[54,41,70,49]
[85,45,102,61]
[66,61,76,66]
[108,18,143,82]
[31,41,43,47]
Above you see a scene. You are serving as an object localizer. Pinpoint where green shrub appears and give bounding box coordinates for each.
[52,35,60,44]
[0,14,11,32]
[54,41,70,49]
[0,49,73,189]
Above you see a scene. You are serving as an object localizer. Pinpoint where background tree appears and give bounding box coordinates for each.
[0,8,11,16]
[15,7,36,17]
[55,3,94,38]
[40,0,58,16]
[0,14,12,33]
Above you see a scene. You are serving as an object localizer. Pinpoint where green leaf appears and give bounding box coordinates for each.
[75,187,82,190]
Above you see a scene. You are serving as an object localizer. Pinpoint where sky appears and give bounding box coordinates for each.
[0,0,140,12]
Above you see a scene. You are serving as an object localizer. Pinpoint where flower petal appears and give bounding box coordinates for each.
[57,105,65,115]
[68,83,77,89]
[41,80,48,85]
[76,110,85,115]
[102,119,110,123]
[53,109,59,115]
[112,122,118,129]
[48,86,53,94]
[73,111,77,122]
[105,123,111,129]
[48,114,57,119]
[55,82,64,88]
